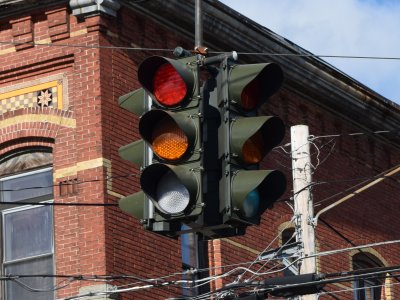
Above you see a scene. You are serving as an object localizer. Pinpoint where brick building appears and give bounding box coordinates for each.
[0,0,399,299]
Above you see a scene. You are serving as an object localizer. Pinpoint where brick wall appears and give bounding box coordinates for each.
[0,2,399,299]
[0,4,109,298]
[100,7,195,299]
[210,90,400,299]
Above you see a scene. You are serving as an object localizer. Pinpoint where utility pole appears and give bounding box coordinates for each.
[291,125,317,300]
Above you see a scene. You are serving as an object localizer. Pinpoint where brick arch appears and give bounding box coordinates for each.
[349,249,391,299]
[0,107,75,155]
[349,248,388,269]
[277,221,295,245]
[0,137,54,157]
[0,125,57,144]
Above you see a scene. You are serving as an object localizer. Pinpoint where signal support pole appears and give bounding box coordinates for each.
[291,125,317,300]
[195,0,203,49]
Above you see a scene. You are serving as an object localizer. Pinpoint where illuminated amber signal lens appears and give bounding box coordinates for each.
[151,117,189,161]
[242,131,265,164]
[153,63,187,107]
[241,77,261,111]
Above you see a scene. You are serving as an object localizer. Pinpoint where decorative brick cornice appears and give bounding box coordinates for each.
[46,7,70,42]
[69,0,120,18]
[10,15,33,51]
[0,1,66,19]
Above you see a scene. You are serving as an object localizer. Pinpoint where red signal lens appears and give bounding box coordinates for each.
[151,116,189,161]
[153,63,187,107]
[242,131,265,164]
[241,77,261,111]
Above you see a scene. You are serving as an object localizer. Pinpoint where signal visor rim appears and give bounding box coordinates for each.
[141,164,200,217]
[139,110,197,162]
[138,56,196,108]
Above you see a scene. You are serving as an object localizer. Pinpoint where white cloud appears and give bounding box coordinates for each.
[219,0,400,104]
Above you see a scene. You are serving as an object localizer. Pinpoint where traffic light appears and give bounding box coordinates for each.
[215,60,287,226]
[118,50,287,238]
[118,87,147,221]
[118,55,203,235]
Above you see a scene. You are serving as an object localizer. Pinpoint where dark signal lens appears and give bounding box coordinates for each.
[242,131,265,164]
[153,63,187,106]
[241,77,261,111]
[242,188,260,218]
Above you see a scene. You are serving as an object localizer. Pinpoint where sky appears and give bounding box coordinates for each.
[219,0,400,105]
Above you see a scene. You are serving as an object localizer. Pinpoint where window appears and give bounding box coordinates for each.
[281,227,297,276]
[282,227,296,245]
[180,225,208,297]
[0,150,54,300]
[353,253,383,300]
[181,225,199,297]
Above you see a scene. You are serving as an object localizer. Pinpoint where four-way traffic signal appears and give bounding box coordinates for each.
[118,51,287,237]
[119,55,203,235]
[214,60,287,226]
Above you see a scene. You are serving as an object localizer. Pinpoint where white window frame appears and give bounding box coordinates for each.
[0,167,55,300]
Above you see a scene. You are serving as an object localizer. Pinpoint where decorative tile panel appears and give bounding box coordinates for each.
[0,79,64,114]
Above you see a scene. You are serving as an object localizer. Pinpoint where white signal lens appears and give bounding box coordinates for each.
[156,171,190,215]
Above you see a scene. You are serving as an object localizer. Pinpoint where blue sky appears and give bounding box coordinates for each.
[219,0,400,105]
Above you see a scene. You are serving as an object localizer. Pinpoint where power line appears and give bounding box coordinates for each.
[314,163,400,207]
[233,217,296,283]
[319,280,400,298]
[230,52,400,61]
[319,217,395,273]
[0,40,173,52]
[2,40,400,61]
[0,172,138,192]
[0,201,117,207]
[3,239,400,298]
[1,25,398,300]
[0,164,398,209]
[309,239,400,259]
[210,265,400,299]
[309,130,393,141]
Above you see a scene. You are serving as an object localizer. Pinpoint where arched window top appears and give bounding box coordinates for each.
[352,252,384,300]
[0,147,52,177]
[352,252,383,269]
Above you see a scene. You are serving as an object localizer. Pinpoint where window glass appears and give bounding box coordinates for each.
[181,224,199,297]
[3,205,53,262]
[0,164,54,300]
[282,227,296,245]
[281,227,297,276]
[353,255,383,300]
[5,255,54,300]
[181,231,197,268]
[1,169,53,202]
